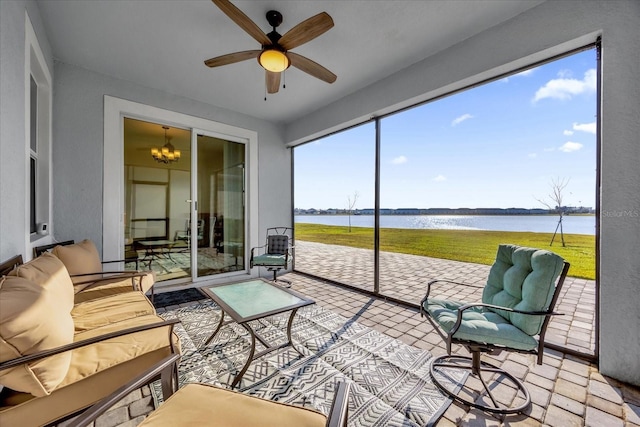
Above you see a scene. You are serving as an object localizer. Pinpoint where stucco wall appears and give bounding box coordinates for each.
[0,0,54,260]
[52,62,287,255]
[285,1,640,386]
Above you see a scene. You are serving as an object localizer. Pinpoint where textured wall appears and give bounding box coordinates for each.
[52,62,286,256]
[0,0,54,260]
[284,1,640,386]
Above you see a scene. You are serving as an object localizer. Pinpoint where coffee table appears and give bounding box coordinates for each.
[200,279,315,388]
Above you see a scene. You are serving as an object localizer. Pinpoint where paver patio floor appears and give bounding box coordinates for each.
[76,242,640,427]
[294,240,596,356]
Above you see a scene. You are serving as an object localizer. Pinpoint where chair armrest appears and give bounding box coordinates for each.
[250,244,268,254]
[70,271,148,288]
[0,254,23,276]
[66,353,181,427]
[0,319,179,371]
[448,302,563,336]
[249,244,268,267]
[458,302,564,317]
[101,259,136,265]
[326,381,351,427]
[420,279,483,314]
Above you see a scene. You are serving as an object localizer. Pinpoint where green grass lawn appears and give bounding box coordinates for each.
[295,223,596,279]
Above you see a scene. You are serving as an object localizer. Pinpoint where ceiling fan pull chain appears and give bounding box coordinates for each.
[283,70,286,89]
[264,82,267,101]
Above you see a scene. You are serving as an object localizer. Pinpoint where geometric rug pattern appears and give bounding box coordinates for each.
[153,299,464,426]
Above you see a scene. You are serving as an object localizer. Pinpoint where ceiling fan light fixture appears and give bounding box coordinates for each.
[258,49,289,73]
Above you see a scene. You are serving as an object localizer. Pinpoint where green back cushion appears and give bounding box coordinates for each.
[482,244,564,335]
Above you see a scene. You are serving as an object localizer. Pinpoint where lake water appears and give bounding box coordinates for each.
[295,214,595,235]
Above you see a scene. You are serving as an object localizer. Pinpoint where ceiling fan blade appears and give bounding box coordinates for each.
[204,50,261,67]
[287,52,337,84]
[266,71,281,94]
[278,12,334,51]
[211,0,271,46]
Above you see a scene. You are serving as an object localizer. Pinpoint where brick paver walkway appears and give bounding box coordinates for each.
[295,241,596,356]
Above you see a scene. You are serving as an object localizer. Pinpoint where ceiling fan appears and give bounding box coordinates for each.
[204,0,337,94]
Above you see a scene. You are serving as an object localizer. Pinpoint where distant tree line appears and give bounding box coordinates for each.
[295,206,593,216]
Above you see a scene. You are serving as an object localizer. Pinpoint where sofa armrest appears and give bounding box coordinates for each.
[326,381,351,427]
[70,270,148,287]
[0,319,179,371]
[66,353,181,427]
[0,254,23,276]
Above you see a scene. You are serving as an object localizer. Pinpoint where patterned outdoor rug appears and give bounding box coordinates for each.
[152,299,464,426]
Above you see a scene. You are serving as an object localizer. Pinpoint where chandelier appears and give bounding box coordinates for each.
[151,126,181,164]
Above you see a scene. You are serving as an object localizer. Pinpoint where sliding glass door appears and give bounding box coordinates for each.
[195,133,245,278]
[123,118,246,282]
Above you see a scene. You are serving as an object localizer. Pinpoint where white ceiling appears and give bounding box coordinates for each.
[37,0,544,125]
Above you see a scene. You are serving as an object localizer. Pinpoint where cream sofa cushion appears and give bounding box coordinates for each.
[139,383,326,427]
[59,314,179,389]
[52,239,103,289]
[8,252,75,313]
[72,291,156,332]
[72,271,156,304]
[0,275,74,396]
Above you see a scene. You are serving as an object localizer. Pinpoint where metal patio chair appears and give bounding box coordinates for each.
[421,244,570,414]
[250,227,294,287]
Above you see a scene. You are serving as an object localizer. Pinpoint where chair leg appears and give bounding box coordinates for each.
[267,267,291,288]
[430,353,531,414]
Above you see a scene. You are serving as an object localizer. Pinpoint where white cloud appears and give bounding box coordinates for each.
[563,130,574,136]
[557,69,573,78]
[533,68,596,102]
[572,121,596,134]
[501,67,537,82]
[391,155,407,165]
[452,114,473,126]
[528,153,538,158]
[433,175,446,182]
[559,141,584,152]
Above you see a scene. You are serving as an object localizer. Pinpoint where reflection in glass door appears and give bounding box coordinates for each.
[196,134,245,278]
[124,118,192,282]
[124,119,246,282]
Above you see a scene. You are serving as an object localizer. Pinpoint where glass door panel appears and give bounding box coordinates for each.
[195,134,245,277]
[124,118,191,281]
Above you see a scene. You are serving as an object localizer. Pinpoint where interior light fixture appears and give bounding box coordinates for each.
[258,49,290,73]
[151,126,181,164]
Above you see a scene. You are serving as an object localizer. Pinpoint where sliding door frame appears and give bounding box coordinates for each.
[103,96,258,285]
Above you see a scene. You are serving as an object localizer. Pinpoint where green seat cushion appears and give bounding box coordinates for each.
[424,299,539,351]
[252,254,286,267]
[482,244,564,336]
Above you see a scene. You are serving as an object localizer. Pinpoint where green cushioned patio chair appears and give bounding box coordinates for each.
[420,244,570,414]
[250,227,294,287]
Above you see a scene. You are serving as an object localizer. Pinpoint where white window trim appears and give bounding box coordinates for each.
[25,11,52,249]
[103,96,259,283]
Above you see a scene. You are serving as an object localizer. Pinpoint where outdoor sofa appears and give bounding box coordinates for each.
[0,252,180,426]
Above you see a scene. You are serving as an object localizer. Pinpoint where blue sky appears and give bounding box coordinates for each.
[295,49,597,210]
